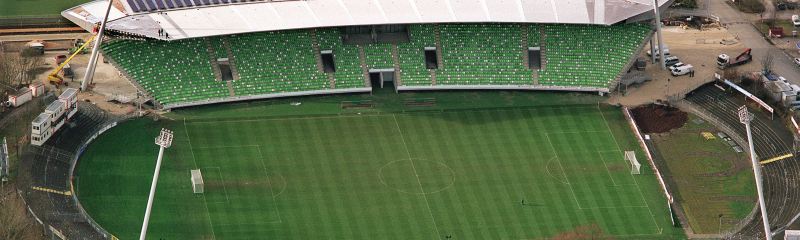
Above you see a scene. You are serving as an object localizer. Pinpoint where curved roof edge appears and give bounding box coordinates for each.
[63,0,669,40]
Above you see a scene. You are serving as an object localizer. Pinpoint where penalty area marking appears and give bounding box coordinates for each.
[255,146,283,224]
[596,106,661,235]
[183,118,217,240]
[199,167,229,204]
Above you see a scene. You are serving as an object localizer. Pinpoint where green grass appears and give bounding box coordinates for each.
[76,92,684,239]
[0,0,86,17]
[651,115,755,234]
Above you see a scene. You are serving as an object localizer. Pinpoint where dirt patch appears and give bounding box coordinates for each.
[631,104,689,133]
[550,224,609,240]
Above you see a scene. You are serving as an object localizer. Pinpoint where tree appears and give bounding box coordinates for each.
[0,188,45,240]
[762,49,775,76]
[723,68,740,82]
[0,50,44,92]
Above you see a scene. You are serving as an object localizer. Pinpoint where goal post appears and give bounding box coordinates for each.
[625,151,641,175]
[191,169,204,194]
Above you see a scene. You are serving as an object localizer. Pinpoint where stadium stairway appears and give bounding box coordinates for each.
[609,30,655,91]
[685,85,800,239]
[310,29,325,73]
[203,39,223,81]
[392,43,402,87]
[358,45,370,87]
[434,24,444,70]
[221,37,241,81]
[18,103,123,239]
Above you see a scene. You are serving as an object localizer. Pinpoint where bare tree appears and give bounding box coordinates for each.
[723,68,740,82]
[762,49,775,76]
[0,188,45,240]
[0,50,44,94]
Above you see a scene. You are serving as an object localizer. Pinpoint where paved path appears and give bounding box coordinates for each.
[708,0,800,83]
[0,32,90,42]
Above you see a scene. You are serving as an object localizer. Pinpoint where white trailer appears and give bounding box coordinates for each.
[44,100,66,132]
[6,88,32,107]
[31,113,52,146]
[29,83,45,97]
[59,88,78,118]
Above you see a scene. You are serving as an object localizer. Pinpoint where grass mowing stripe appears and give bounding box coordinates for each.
[182,119,218,239]
[597,108,662,234]
[78,104,683,239]
[392,114,441,239]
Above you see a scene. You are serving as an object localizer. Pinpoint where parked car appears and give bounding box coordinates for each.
[794,15,800,27]
[671,64,694,76]
[794,58,800,67]
[669,62,686,71]
[664,56,680,67]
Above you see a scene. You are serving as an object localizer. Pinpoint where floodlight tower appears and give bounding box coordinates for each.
[139,128,173,240]
[652,0,666,70]
[738,106,771,240]
[81,0,114,91]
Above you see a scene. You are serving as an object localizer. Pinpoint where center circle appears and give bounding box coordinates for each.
[378,159,455,195]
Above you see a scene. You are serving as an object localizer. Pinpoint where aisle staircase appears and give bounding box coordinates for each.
[539,25,547,71]
[358,45,370,87]
[203,38,223,81]
[328,73,336,89]
[391,44,402,86]
[310,29,325,72]
[221,37,240,81]
[434,24,444,69]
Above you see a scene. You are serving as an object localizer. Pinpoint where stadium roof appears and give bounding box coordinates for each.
[63,0,668,40]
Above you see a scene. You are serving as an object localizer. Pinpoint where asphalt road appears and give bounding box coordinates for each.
[706,0,800,84]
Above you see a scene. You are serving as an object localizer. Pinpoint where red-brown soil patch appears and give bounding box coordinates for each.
[631,104,688,133]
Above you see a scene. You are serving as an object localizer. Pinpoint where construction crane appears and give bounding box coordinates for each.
[47,35,96,85]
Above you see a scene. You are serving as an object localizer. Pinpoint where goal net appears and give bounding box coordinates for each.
[625,151,641,175]
[191,169,204,194]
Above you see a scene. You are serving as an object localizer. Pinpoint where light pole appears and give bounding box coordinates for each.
[738,106,772,240]
[139,128,173,240]
[653,0,667,70]
[82,0,114,91]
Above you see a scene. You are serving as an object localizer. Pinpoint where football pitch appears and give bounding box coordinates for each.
[76,99,682,239]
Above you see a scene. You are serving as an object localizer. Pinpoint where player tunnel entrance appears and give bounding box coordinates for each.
[369,69,396,92]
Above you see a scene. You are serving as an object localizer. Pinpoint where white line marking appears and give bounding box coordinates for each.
[544,156,569,185]
[596,107,661,234]
[205,167,230,204]
[183,118,217,240]
[193,144,260,149]
[392,114,442,239]
[543,133,583,209]
[255,146,283,223]
[596,152,620,186]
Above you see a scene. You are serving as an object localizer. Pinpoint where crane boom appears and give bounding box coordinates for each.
[47,35,97,85]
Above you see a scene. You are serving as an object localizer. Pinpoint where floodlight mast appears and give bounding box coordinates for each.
[738,106,772,240]
[139,129,173,240]
[652,0,666,70]
[81,0,114,91]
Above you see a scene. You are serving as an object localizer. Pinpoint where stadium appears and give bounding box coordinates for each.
[15,0,800,239]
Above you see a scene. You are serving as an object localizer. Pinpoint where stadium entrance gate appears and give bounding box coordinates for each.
[369,68,395,90]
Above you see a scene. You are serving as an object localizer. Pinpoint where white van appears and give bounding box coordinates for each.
[793,15,800,27]
[671,64,694,76]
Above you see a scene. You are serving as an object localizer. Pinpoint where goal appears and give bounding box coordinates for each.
[191,169,204,193]
[625,151,641,175]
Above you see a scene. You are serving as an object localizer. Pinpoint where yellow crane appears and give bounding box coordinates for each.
[47,35,97,85]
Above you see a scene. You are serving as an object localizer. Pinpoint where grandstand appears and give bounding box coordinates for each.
[100,23,651,108]
[63,0,662,109]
